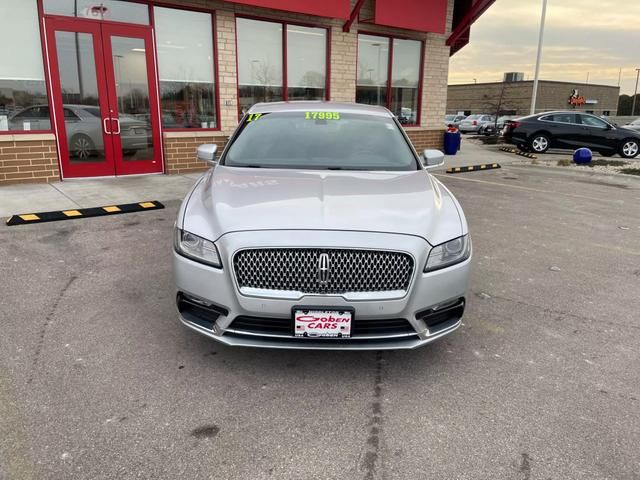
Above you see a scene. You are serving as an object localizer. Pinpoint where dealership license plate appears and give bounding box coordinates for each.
[294,310,352,338]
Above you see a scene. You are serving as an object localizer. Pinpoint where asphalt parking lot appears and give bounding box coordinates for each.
[1,165,639,480]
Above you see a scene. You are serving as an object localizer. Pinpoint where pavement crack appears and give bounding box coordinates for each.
[474,290,640,332]
[361,351,384,480]
[27,276,77,385]
[519,452,532,480]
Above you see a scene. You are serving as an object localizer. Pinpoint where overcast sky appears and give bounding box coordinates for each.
[448,0,640,95]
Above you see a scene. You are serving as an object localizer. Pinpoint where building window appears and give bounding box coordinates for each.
[154,7,217,129]
[357,34,423,126]
[0,0,50,132]
[236,17,327,116]
[286,25,327,101]
[43,0,149,25]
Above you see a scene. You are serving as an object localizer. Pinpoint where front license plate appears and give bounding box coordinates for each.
[294,310,352,338]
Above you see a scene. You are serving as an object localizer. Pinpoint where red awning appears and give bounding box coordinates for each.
[223,0,350,20]
[447,0,495,55]
[373,0,448,34]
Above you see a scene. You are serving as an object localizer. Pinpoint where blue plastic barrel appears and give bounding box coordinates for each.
[573,148,592,164]
[444,131,461,155]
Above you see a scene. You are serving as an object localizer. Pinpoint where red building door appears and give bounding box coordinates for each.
[45,17,162,178]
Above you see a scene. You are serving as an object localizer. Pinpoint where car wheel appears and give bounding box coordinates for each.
[619,139,639,159]
[530,134,550,154]
[477,127,484,135]
[70,134,95,161]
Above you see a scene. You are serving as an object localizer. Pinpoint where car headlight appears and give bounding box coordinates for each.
[174,228,222,268]
[425,235,470,272]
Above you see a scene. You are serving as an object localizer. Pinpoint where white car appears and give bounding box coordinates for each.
[173,102,471,350]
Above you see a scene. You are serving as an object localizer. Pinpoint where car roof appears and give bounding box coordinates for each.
[247,101,392,117]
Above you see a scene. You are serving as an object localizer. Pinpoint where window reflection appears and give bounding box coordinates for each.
[54,31,106,163]
[154,7,217,129]
[43,0,149,24]
[0,0,50,132]
[286,25,326,101]
[390,39,421,125]
[356,34,422,126]
[237,18,283,116]
[356,35,389,108]
[110,36,154,161]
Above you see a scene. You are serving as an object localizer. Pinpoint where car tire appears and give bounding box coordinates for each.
[477,127,484,135]
[529,134,550,154]
[619,139,640,159]
[70,134,95,161]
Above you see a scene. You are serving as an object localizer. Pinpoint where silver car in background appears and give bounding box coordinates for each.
[458,114,496,134]
[444,114,466,127]
[173,102,471,350]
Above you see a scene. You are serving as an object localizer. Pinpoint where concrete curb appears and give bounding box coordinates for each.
[507,162,640,182]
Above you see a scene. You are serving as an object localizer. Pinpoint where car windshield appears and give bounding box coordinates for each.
[223,111,419,171]
[445,115,456,121]
[464,115,481,120]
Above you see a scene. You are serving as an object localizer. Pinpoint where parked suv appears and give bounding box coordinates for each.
[458,114,495,134]
[503,111,640,158]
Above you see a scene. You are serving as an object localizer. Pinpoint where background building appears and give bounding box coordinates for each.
[0,0,494,185]
[447,79,620,117]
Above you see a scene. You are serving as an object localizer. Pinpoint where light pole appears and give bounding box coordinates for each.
[530,0,548,115]
[632,68,640,116]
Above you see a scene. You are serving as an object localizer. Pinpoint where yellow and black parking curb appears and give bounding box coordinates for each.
[499,146,537,159]
[6,201,164,226]
[446,164,501,174]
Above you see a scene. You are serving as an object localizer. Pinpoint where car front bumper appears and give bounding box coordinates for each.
[172,230,471,350]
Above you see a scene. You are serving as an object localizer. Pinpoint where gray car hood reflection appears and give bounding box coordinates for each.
[183,166,463,246]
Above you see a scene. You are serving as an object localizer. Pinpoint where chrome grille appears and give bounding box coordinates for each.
[233,248,414,295]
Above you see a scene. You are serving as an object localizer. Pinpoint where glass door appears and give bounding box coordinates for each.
[101,23,162,175]
[46,17,115,177]
[45,17,162,178]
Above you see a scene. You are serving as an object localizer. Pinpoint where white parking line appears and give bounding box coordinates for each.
[433,173,626,205]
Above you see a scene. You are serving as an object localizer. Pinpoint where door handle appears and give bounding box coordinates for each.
[112,118,121,135]
[103,117,112,135]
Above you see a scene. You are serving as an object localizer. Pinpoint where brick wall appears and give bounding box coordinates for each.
[447,81,620,116]
[164,133,228,174]
[406,129,445,152]
[0,135,60,185]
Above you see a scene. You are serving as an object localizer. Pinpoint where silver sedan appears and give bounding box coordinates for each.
[173,102,471,350]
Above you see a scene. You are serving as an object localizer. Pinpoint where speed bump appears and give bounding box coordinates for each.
[6,200,164,226]
[446,164,501,174]
[500,146,537,159]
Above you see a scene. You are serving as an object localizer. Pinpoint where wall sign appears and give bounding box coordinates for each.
[568,89,586,106]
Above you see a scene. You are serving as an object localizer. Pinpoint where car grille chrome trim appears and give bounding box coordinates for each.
[233,248,414,298]
[226,315,418,340]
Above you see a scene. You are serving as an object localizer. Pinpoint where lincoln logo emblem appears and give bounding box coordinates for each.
[318,253,330,285]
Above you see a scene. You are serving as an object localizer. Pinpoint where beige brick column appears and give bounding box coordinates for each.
[329,27,357,103]
[420,0,454,129]
[216,9,240,135]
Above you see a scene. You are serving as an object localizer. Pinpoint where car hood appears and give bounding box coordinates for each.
[182,166,465,246]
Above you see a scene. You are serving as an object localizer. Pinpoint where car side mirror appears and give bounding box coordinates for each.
[422,149,445,170]
[196,144,218,167]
